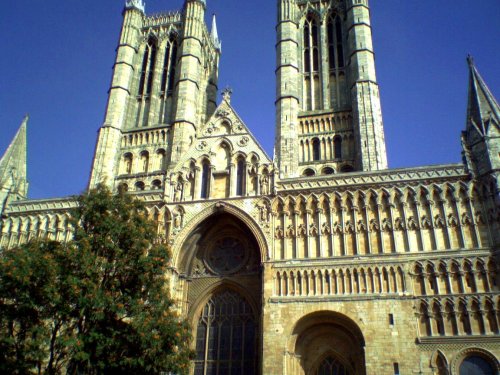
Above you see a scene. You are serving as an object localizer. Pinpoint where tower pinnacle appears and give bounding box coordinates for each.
[211,14,221,51]
[125,0,145,13]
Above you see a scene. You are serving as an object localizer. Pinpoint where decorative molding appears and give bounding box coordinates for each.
[277,164,468,192]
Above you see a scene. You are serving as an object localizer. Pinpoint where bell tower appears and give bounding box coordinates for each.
[275,0,387,178]
[89,0,220,191]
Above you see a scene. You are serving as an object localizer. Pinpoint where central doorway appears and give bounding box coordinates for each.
[179,211,263,375]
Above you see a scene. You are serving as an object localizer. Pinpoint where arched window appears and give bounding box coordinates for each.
[327,15,345,70]
[140,151,149,173]
[160,36,177,94]
[194,290,257,375]
[303,16,319,74]
[303,168,315,177]
[138,46,149,96]
[156,149,166,171]
[236,158,245,196]
[312,138,321,161]
[334,136,342,159]
[138,37,157,96]
[152,179,162,190]
[322,167,335,175]
[316,356,349,375]
[201,161,210,199]
[135,181,145,191]
[459,356,496,375]
[303,14,320,111]
[123,153,133,174]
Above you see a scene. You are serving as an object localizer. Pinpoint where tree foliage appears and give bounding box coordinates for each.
[0,185,194,374]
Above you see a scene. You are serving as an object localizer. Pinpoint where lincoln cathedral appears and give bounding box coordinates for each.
[1,0,499,374]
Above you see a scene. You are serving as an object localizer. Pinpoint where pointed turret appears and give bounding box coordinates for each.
[466,55,500,135]
[0,115,29,215]
[125,0,145,13]
[211,14,221,51]
[462,57,500,190]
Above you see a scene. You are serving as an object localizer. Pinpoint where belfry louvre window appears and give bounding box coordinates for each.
[160,36,178,94]
[194,290,257,375]
[138,37,157,96]
[327,15,344,70]
[303,14,320,111]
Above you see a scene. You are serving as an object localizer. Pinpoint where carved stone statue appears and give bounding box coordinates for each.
[260,174,269,195]
[174,180,183,202]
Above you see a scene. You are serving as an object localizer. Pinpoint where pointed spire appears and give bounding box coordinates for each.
[0,115,28,198]
[466,55,500,134]
[211,14,222,51]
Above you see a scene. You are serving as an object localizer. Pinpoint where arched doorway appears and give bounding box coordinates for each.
[178,212,263,375]
[288,311,365,375]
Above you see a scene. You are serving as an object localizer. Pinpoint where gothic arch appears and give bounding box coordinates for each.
[451,348,500,375]
[286,311,366,375]
[171,201,269,269]
[430,350,449,375]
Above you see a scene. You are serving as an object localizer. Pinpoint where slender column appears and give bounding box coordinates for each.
[352,205,360,255]
[328,208,335,257]
[413,200,425,251]
[293,211,300,258]
[320,20,330,108]
[244,162,251,196]
[362,204,372,254]
[208,165,215,198]
[340,205,347,256]
[427,200,438,250]
[387,201,396,252]
[376,203,385,253]
[229,163,236,197]
[305,209,312,258]
[317,208,325,257]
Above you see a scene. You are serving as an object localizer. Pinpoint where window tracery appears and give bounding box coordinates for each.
[194,290,257,375]
[303,14,321,110]
[316,356,349,375]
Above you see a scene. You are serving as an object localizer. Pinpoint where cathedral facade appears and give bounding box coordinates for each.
[1,0,499,374]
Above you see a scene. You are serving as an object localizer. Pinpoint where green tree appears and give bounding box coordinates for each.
[0,185,194,374]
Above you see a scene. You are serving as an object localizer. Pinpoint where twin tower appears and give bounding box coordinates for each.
[90,0,387,193]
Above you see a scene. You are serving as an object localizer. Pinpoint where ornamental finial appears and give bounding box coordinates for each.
[125,0,145,13]
[222,87,233,103]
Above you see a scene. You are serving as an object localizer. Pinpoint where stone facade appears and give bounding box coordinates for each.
[1,1,499,374]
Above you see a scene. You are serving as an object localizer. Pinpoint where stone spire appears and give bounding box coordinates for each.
[0,115,29,215]
[462,56,500,188]
[125,0,145,13]
[466,55,500,134]
[211,14,221,51]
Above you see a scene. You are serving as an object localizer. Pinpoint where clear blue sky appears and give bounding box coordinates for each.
[0,1,499,199]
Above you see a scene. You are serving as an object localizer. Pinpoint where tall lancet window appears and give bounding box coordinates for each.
[303,14,321,111]
[327,14,346,109]
[160,35,178,94]
[201,161,210,199]
[159,35,178,124]
[138,37,158,96]
[236,158,245,196]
